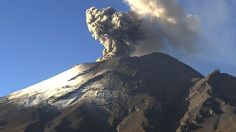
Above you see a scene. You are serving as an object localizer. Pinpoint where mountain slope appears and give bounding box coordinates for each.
[1,52,236,132]
[177,70,236,132]
[6,62,98,108]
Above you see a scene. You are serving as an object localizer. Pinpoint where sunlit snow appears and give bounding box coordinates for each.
[7,63,101,108]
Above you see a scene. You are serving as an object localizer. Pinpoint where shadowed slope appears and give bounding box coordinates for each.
[0,52,206,132]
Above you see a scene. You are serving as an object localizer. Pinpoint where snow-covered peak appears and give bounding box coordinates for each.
[7,63,99,108]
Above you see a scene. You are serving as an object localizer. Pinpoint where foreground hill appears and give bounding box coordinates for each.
[0,53,236,132]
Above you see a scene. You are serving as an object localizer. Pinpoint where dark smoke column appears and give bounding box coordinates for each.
[86,7,142,61]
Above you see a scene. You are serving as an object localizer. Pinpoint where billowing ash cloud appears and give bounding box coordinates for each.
[125,0,199,56]
[86,0,199,61]
[86,7,143,61]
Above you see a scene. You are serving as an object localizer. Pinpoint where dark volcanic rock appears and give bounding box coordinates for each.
[177,70,236,132]
[44,52,203,132]
[1,52,236,132]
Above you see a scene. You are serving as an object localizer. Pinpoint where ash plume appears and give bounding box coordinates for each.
[86,0,199,61]
[86,7,143,61]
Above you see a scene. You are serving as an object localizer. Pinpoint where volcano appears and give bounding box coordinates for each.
[0,52,236,132]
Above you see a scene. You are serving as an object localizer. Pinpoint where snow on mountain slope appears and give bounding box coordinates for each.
[4,52,204,111]
[0,53,208,132]
[7,62,99,108]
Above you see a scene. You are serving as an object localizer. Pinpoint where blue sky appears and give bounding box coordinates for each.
[0,0,235,97]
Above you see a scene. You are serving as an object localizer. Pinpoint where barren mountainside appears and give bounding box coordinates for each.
[0,52,236,132]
